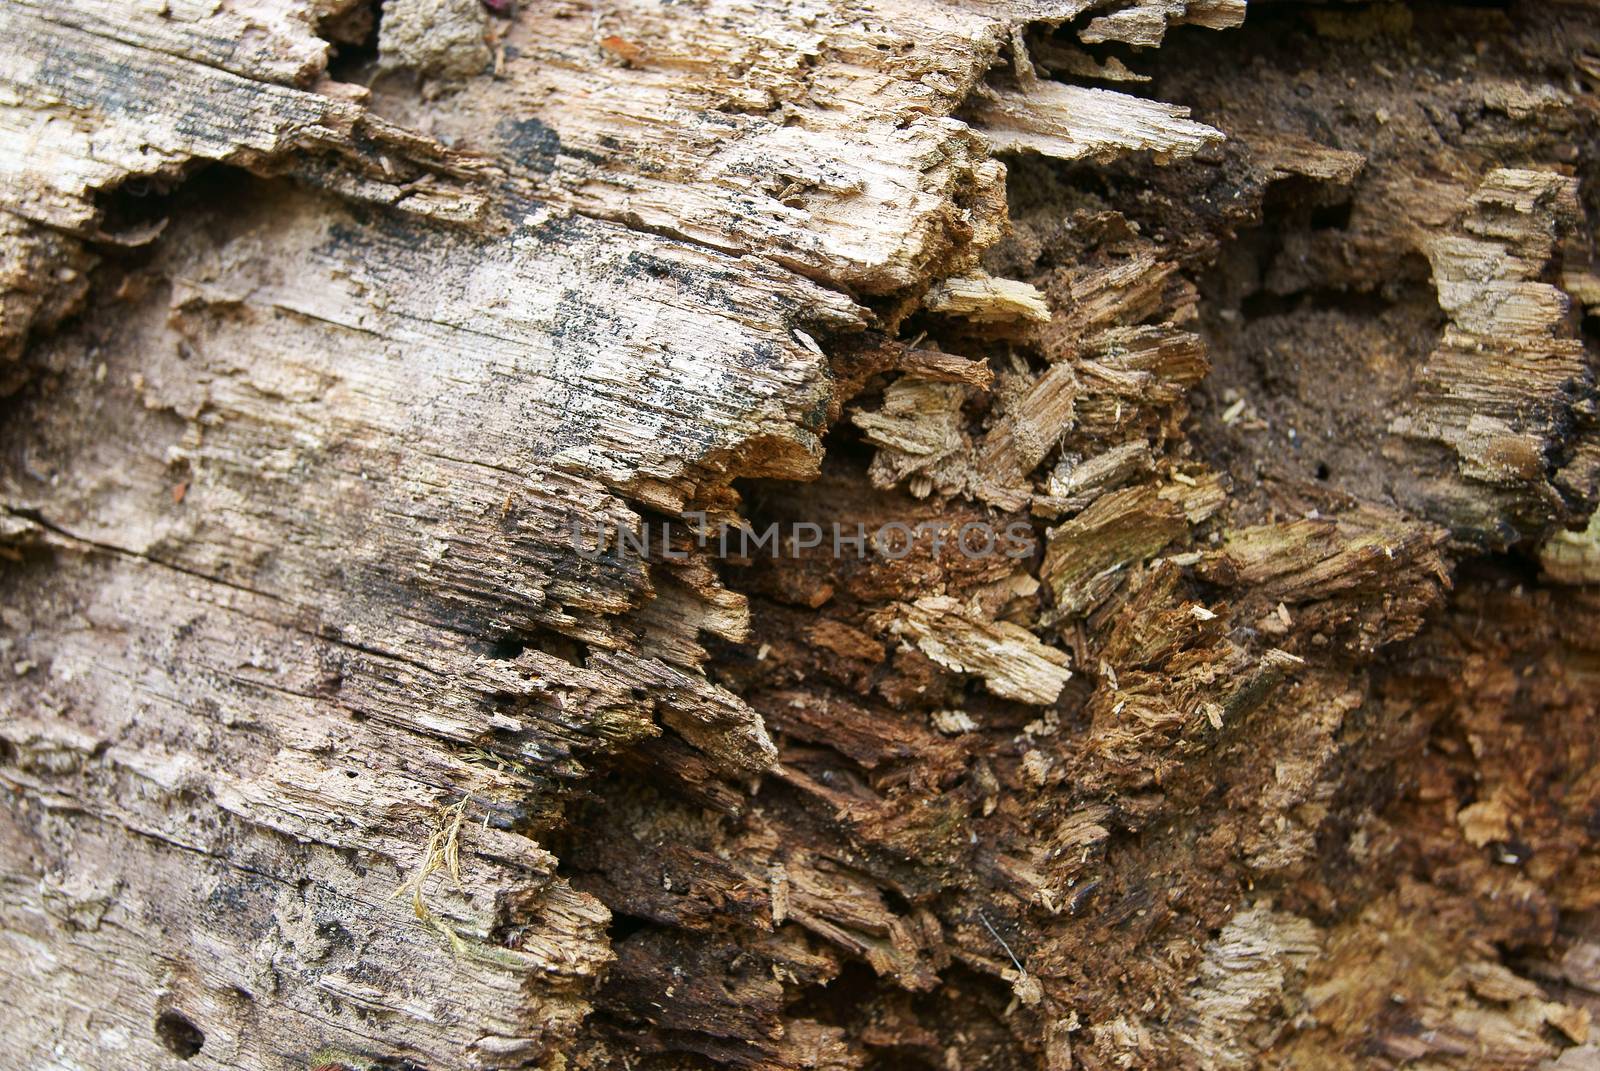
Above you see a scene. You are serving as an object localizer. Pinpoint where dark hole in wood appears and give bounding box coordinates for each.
[155,1010,204,1059]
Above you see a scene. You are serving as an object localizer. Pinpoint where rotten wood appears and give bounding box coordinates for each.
[2,1,1600,1070]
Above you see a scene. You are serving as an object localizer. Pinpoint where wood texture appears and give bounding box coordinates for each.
[2,1,1599,1070]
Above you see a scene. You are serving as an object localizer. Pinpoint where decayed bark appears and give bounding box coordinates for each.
[1,1,1599,1070]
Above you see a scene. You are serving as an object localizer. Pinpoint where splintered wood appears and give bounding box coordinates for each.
[884,595,1073,705]
[3,0,1600,1070]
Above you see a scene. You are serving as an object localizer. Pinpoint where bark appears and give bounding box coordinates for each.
[1,1,1598,1070]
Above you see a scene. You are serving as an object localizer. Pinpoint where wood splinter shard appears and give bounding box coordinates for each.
[885,595,1072,705]
[925,271,1054,324]
[967,82,1225,164]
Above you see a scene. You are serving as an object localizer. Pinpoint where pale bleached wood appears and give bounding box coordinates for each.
[0,0,1228,1065]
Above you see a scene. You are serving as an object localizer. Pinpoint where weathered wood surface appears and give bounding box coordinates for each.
[2,0,1599,1070]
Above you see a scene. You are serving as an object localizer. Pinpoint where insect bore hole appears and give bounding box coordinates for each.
[155,1009,205,1059]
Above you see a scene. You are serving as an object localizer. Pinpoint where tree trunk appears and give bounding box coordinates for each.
[2,1,1599,1069]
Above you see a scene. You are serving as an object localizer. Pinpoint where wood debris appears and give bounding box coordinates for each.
[885,595,1072,705]
[3,1,1600,1069]
[968,82,1225,163]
